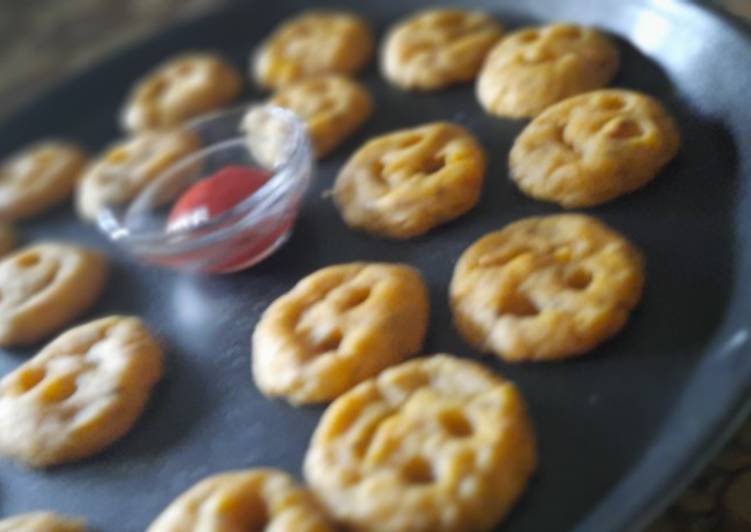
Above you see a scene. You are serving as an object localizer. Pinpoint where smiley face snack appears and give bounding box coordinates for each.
[121,53,242,132]
[76,128,199,221]
[450,214,645,361]
[509,89,680,207]
[334,122,486,239]
[268,75,372,158]
[0,512,85,532]
[477,23,619,118]
[0,142,86,222]
[304,354,537,531]
[382,8,503,90]
[0,243,107,347]
[252,262,429,404]
[253,10,374,90]
[0,316,163,467]
[147,469,335,532]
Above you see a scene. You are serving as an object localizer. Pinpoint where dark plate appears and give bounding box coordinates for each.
[1,0,750,530]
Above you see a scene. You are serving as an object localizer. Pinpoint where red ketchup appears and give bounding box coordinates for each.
[166,165,290,272]
[167,165,269,230]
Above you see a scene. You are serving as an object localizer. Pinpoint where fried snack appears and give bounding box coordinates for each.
[0,316,163,467]
[450,214,644,362]
[381,8,503,91]
[334,122,486,239]
[147,468,334,532]
[76,128,199,221]
[269,75,372,158]
[0,223,15,256]
[477,23,619,118]
[0,512,84,532]
[509,89,680,207]
[0,141,86,222]
[0,243,107,347]
[252,262,429,405]
[253,10,374,90]
[304,354,536,531]
[121,53,242,132]
[240,105,303,170]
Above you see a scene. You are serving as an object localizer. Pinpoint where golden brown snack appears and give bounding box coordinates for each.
[253,262,429,405]
[450,214,644,362]
[76,128,199,221]
[381,8,503,91]
[304,354,536,532]
[334,122,486,239]
[0,512,85,532]
[268,75,372,158]
[147,468,334,532]
[121,53,242,132]
[509,89,681,207]
[0,511,84,532]
[0,243,107,347]
[477,23,619,118]
[0,224,16,257]
[0,316,163,467]
[253,10,374,90]
[0,141,86,222]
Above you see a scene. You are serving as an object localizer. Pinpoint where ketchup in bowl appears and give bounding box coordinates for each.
[167,165,271,231]
[164,165,294,273]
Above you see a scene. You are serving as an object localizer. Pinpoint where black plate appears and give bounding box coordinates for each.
[1,0,750,530]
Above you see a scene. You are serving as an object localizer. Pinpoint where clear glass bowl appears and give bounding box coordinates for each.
[98,104,313,273]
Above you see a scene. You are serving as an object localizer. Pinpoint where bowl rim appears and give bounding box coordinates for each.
[98,103,312,254]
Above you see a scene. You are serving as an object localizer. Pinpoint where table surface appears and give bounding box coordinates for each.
[0,1,750,530]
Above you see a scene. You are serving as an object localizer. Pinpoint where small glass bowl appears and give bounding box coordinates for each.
[98,104,313,273]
